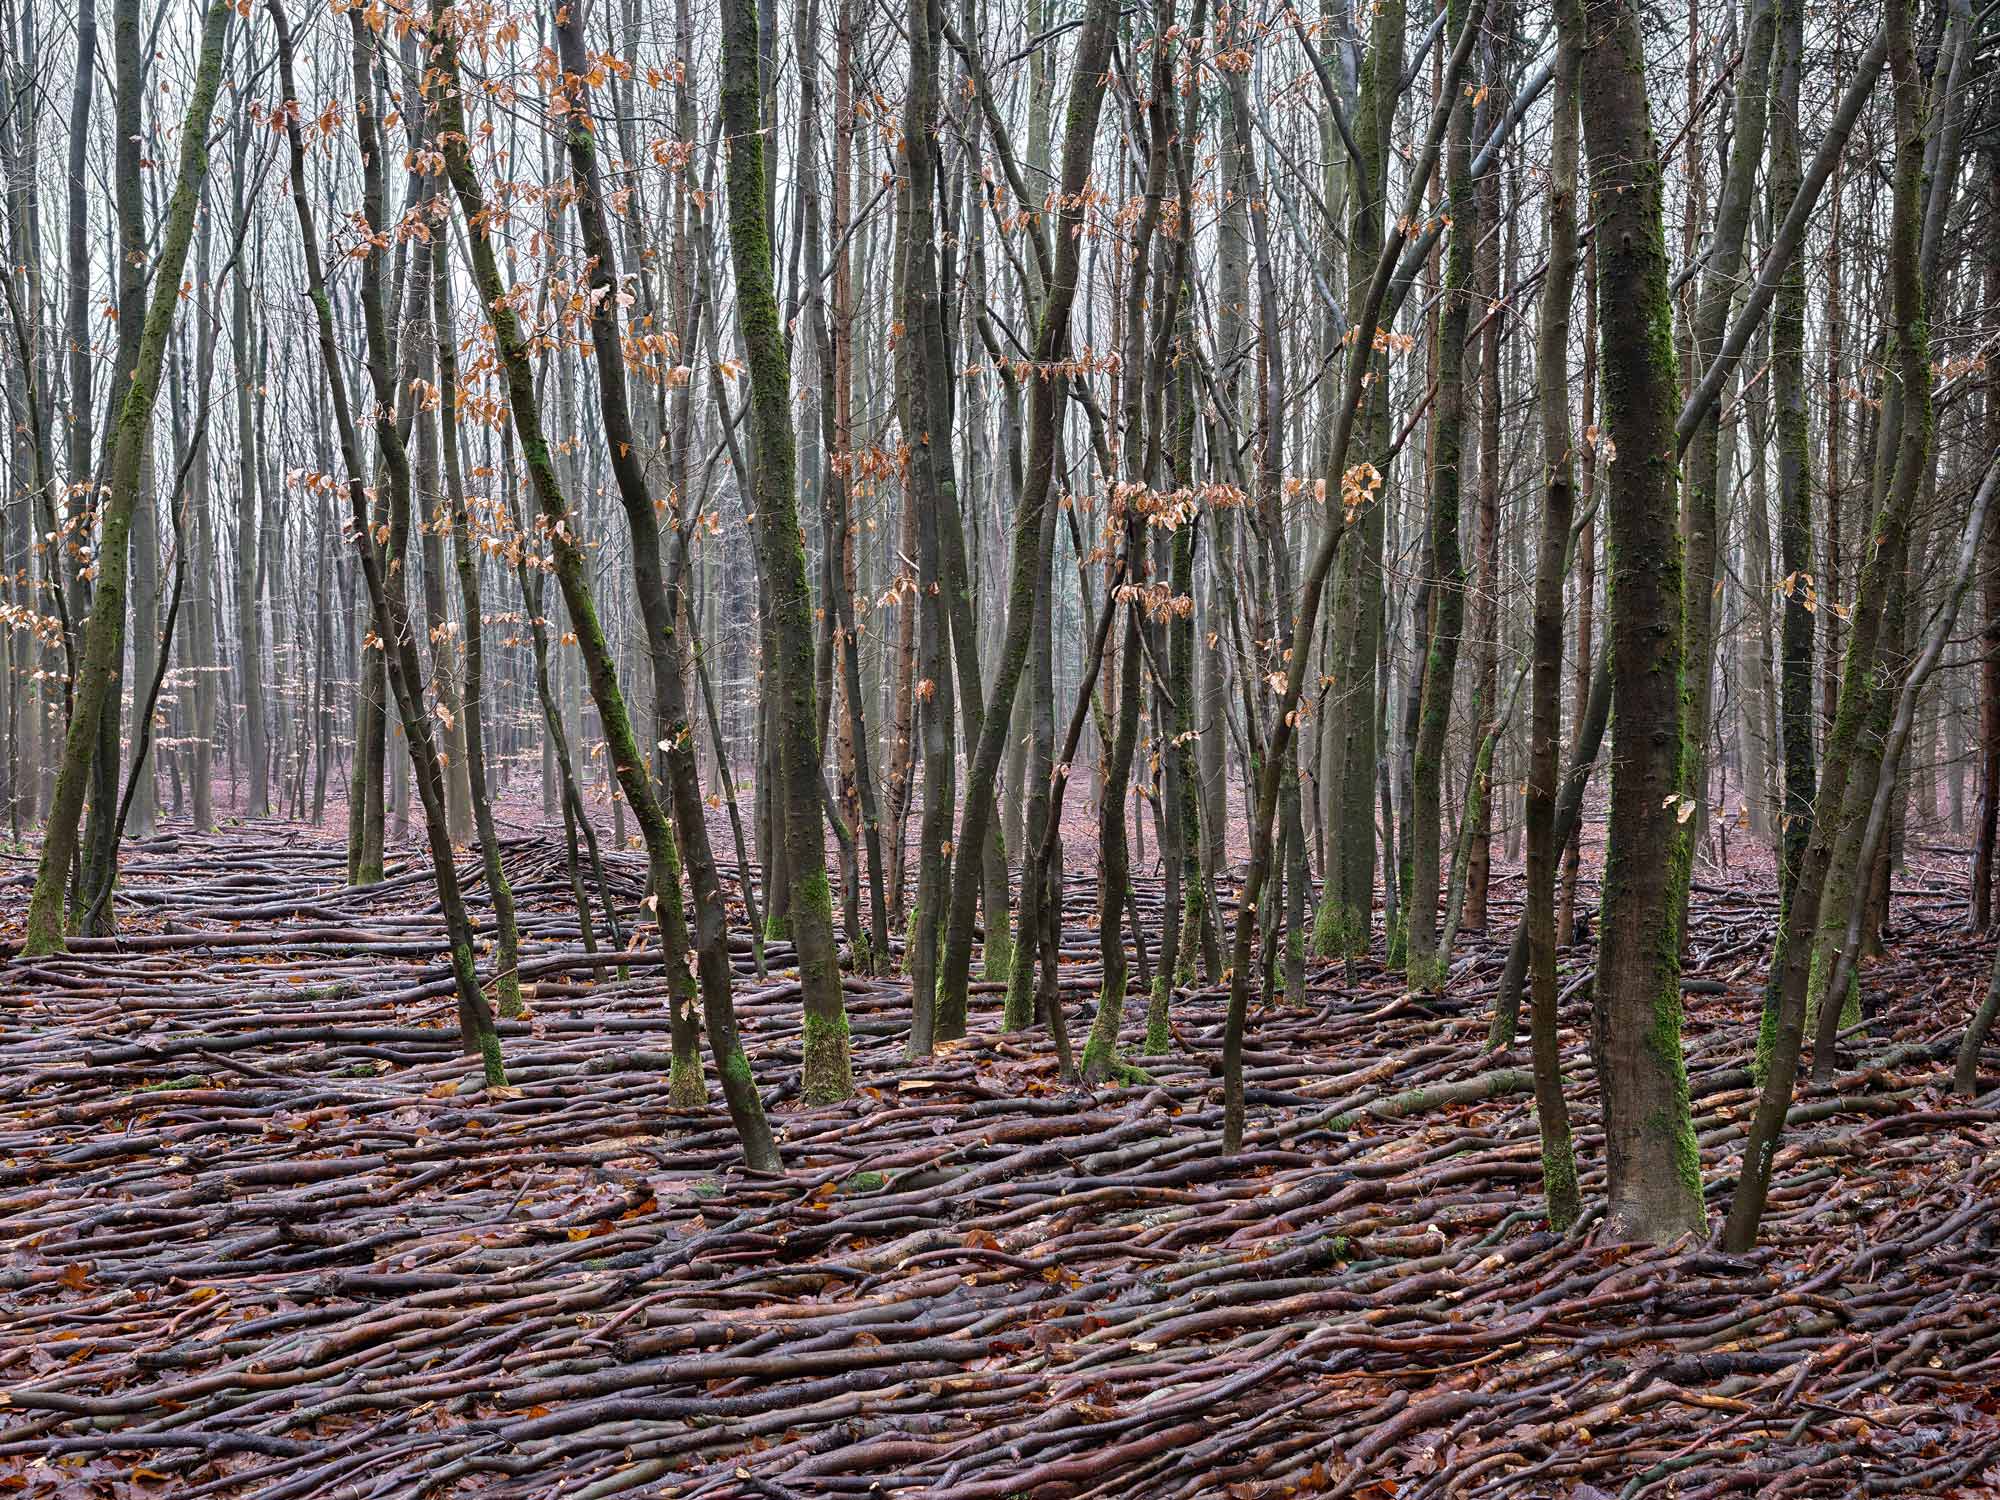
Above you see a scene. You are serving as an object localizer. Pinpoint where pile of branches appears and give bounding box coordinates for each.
[2,828,1998,1498]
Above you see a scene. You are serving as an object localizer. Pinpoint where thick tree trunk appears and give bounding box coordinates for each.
[1578,0,1705,1242]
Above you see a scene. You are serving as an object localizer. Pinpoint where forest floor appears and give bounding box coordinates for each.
[2,822,1999,1498]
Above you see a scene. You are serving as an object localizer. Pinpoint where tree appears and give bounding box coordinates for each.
[1577,0,1705,1242]
[20,0,233,956]
[720,0,853,1102]
[1523,0,1584,1232]
[266,0,506,1088]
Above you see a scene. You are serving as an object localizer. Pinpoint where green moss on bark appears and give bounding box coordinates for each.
[800,1007,854,1104]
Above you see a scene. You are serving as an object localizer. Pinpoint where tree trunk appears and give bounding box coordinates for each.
[721,0,854,1102]
[267,0,505,1087]
[1578,0,1705,1242]
[1522,0,1583,1230]
[1404,0,1475,995]
[20,0,232,957]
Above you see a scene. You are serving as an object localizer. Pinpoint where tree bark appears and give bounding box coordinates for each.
[1578,0,1705,1242]
[720,0,854,1102]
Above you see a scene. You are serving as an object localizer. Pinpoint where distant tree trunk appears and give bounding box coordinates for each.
[233,119,269,821]
[884,490,918,921]
[128,433,158,842]
[1556,243,1596,948]
[819,0,888,971]
[1578,0,1705,1242]
[1676,0,1775,934]
[402,210,471,846]
[1149,261,1206,1042]
[350,640,388,882]
[187,222,219,838]
[1755,0,1815,1090]
[1004,483,1060,1033]
[1464,0,1512,936]
[1081,575,1143,1083]
[1738,318,1778,844]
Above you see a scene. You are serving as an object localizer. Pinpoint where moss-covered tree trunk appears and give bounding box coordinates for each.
[1403,0,1475,996]
[901,0,957,1057]
[720,0,853,1102]
[1314,0,1402,968]
[1578,0,1706,1242]
[20,0,231,957]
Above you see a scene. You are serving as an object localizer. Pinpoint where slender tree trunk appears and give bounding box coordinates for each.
[20,0,232,957]
[929,0,1120,1028]
[902,0,957,1056]
[1556,245,1596,947]
[432,241,522,1024]
[1521,0,1583,1230]
[1675,0,1776,934]
[1753,0,1822,1085]
[1404,0,1475,994]
[233,124,268,822]
[720,0,854,1102]
[1464,0,1512,936]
